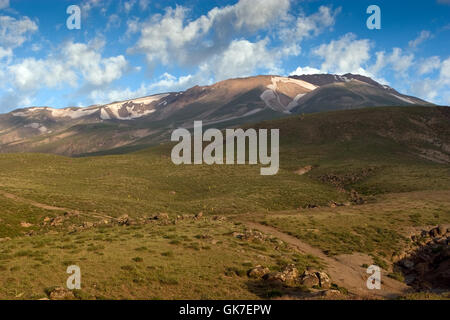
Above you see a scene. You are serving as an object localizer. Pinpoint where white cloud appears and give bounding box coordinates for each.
[124,0,136,14]
[106,14,121,29]
[0,46,11,60]
[371,48,414,75]
[4,40,129,108]
[130,0,291,67]
[409,30,431,48]
[8,58,78,91]
[418,56,441,75]
[139,0,150,10]
[0,0,9,10]
[62,41,128,86]
[206,39,279,81]
[313,33,371,75]
[289,66,322,75]
[440,57,450,84]
[90,84,149,104]
[280,6,340,43]
[0,15,38,49]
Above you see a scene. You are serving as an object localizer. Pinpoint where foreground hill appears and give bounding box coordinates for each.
[0,74,433,156]
[0,106,449,299]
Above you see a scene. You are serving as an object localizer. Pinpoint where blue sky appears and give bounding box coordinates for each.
[0,0,449,112]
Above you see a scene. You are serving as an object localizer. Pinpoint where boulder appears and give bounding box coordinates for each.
[300,271,320,287]
[280,264,299,283]
[117,214,131,226]
[317,271,331,289]
[247,265,270,279]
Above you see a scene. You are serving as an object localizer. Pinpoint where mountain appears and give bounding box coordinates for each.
[0,74,434,156]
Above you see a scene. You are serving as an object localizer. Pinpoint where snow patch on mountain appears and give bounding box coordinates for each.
[391,94,415,104]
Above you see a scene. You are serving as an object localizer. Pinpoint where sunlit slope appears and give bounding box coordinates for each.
[0,106,448,221]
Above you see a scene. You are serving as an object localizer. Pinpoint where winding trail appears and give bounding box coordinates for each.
[0,189,116,221]
[243,221,411,299]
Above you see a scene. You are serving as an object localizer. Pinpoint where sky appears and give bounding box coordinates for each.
[0,0,449,112]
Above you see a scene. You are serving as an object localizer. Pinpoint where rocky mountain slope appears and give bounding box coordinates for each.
[0,74,434,156]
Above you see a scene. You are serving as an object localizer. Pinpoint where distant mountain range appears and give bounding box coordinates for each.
[0,73,434,156]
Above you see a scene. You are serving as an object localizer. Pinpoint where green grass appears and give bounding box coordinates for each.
[0,106,449,299]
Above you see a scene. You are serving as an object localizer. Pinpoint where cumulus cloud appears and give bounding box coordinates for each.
[280,6,340,43]
[129,0,291,67]
[3,39,129,109]
[289,66,322,75]
[313,33,371,75]
[127,0,339,88]
[418,56,441,75]
[371,48,414,75]
[205,39,280,81]
[0,15,38,49]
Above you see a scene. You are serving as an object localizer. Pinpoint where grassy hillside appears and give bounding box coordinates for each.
[0,106,449,299]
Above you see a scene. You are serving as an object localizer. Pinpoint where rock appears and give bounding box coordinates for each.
[402,259,415,269]
[263,272,285,283]
[0,237,11,242]
[195,212,203,219]
[280,264,299,283]
[263,264,299,284]
[294,166,312,176]
[20,222,33,228]
[169,191,176,195]
[117,214,131,226]
[247,265,270,279]
[317,271,331,289]
[48,287,75,300]
[232,232,244,239]
[437,225,446,235]
[429,227,440,238]
[82,222,94,228]
[300,270,320,287]
[321,289,341,298]
[50,216,64,227]
[213,216,226,221]
[149,213,169,221]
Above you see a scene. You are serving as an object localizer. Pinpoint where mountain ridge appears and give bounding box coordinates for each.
[0,74,436,156]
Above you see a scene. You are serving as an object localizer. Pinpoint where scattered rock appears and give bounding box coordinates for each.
[300,270,320,287]
[82,222,94,228]
[395,224,450,291]
[321,289,341,298]
[148,213,169,221]
[247,265,270,279]
[48,287,75,300]
[49,216,64,227]
[117,214,132,226]
[20,222,33,228]
[263,264,299,285]
[294,166,312,176]
[195,212,203,219]
[317,271,331,289]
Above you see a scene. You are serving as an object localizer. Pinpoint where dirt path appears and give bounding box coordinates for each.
[0,189,116,221]
[243,221,411,299]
